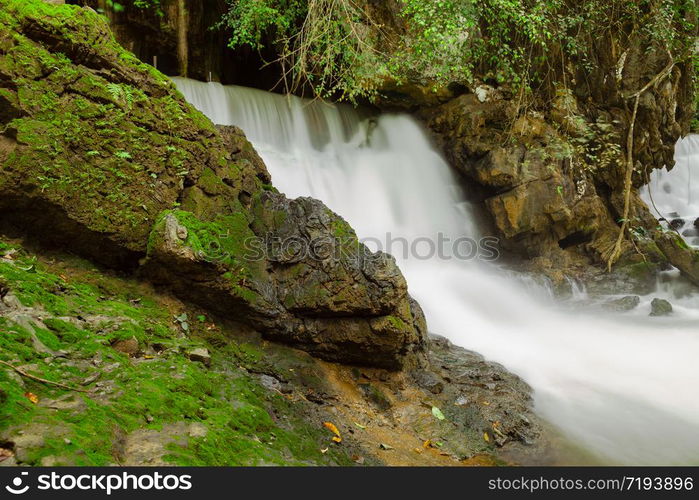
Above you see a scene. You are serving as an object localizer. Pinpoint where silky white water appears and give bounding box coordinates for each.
[641,135,699,249]
[174,77,699,465]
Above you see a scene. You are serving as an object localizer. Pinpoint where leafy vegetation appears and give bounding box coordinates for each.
[104,0,163,16]
[219,0,697,104]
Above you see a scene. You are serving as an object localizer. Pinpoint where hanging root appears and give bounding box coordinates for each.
[603,58,675,271]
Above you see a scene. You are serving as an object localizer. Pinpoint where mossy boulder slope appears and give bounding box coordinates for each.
[0,0,426,369]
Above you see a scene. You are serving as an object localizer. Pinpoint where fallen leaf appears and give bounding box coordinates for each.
[483,432,490,443]
[323,421,342,443]
[423,440,432,449]
[431,406,445,420]
[352,455,365,464]
[353,422,366,430]
[24,392,39,404]
[320,447,329,454]
[379,443,394,450]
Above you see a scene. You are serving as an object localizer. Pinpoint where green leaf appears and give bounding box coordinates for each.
[431,406,445,420]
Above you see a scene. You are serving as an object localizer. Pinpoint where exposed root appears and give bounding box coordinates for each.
[603,57,675,271]
[0,360,88,393]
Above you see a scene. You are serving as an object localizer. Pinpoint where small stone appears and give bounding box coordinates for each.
[112,337,139,356]
[63,438,71,445]
[602,295,640,312]
[187,348,211,367]
[455,395,469,406]
[412,370,444,394]
[81,372,100,386]
[145,414,154,423]
[650,298,673,317]
[259,374,281,392]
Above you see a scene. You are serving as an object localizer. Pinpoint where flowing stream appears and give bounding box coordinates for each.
[173,77,699,465]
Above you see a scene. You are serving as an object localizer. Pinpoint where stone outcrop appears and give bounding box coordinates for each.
[0,0,426,369]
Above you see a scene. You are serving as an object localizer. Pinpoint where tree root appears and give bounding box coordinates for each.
[0,360,88,393]
[603,57,675,271]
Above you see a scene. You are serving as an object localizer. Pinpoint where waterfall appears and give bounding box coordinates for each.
[641,135,699,248]
[173,77,699,465]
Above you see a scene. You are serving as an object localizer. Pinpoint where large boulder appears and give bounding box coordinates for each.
[144,192,427,369]
[0,0,426,369]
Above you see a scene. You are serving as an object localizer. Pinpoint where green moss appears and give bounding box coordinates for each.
[0,0,259,253]
[0,238,355,466]
[386,315,407,330]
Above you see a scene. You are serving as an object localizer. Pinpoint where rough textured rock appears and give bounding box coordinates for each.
[653,232,699,287]
[650,298,673,317]
[602,295,641,312]
[0,0,426,369]
[0,0,236,267]
[144,192,427,369]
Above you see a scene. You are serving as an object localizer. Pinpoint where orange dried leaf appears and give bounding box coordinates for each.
[332,436,342,444]
[24,392,39,404]
[323,421,341,438]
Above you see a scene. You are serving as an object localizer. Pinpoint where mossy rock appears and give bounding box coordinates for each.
[0,0,258,266]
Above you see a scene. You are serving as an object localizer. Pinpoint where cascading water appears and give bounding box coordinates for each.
[173,77,699,465]
[641,135,699,248]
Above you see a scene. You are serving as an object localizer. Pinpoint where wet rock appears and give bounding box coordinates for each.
[670,218,685,230]
[412,369,444,394]
[426,334,548,463]
[602,295,641,312]
[650,298,673,316]
[217,125,271,185]
[583,263,658,296]
[187,348,211,367]
[145,194,427,370]
[654,232,699,286]
[358,383,392,411]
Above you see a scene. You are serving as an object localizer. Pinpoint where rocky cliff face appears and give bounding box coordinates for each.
[0,0,426,369]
